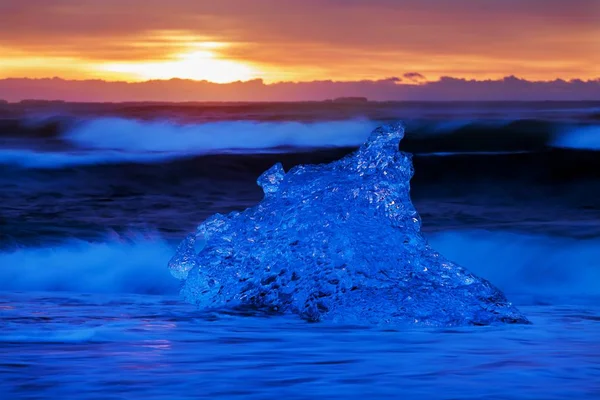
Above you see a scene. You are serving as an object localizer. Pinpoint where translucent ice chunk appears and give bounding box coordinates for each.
[169,123,528,326]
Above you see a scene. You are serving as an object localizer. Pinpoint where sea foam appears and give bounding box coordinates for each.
[0,234,178,295]
[552,126,600,150]
[1,230,598,299]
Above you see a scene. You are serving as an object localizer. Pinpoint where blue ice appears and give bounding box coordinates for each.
[169,123,528,326]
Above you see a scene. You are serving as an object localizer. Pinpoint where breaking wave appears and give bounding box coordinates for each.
[1,231,598,299]
[0,119,377,168]
[0,148,189,168]
[66,118,378,153]
[552,125,600,150]
[429,231,600,297]
[1,116,599,169]
[0,234,179,295]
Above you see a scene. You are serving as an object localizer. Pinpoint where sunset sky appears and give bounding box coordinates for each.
[0,0,598,84]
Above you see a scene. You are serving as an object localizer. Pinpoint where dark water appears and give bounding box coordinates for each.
[1,101,599,398]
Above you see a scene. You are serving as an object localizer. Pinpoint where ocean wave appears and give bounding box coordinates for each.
[0,148,190,168]
[0,119,378,168]
[552,126,600,150]
[51,117,600,156]
[65,118,378,152]
[1,116,599,169]
[429,231,600,297]
[418,151,531,157]
[0,230,598,298]
[0,233,179,295]
[65,117,593,155]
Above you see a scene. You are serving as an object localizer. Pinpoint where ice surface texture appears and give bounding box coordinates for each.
[169,123,528,326]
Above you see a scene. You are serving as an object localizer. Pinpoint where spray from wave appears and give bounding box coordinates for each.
[429,231,600,297]
[552,126,600,150]
[67,118,378,152]
[0,119,378,168]
[1,230,598,299]
[0,233,179,295]
[1,116,599,169]
[0,148,191,169]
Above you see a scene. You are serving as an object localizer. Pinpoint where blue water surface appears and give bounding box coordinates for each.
[1,292,599,399]
[2,103,600,399]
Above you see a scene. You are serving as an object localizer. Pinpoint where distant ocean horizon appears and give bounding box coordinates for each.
[1,75,599,102]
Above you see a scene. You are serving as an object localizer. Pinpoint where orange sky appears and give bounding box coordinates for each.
[0,0,598,83]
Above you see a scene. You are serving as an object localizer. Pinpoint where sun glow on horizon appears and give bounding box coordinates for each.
[100,42,260,83]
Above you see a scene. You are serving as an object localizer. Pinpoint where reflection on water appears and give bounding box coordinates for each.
[1,292,599,399]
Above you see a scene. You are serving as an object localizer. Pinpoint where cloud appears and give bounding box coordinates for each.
[403,72,427,83]
[0,0,598,82]
[0,76,598,102]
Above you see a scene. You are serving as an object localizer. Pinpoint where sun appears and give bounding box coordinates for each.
[101,43,259,83]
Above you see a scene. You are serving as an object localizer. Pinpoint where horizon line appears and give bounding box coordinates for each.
[2,75,599,85]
